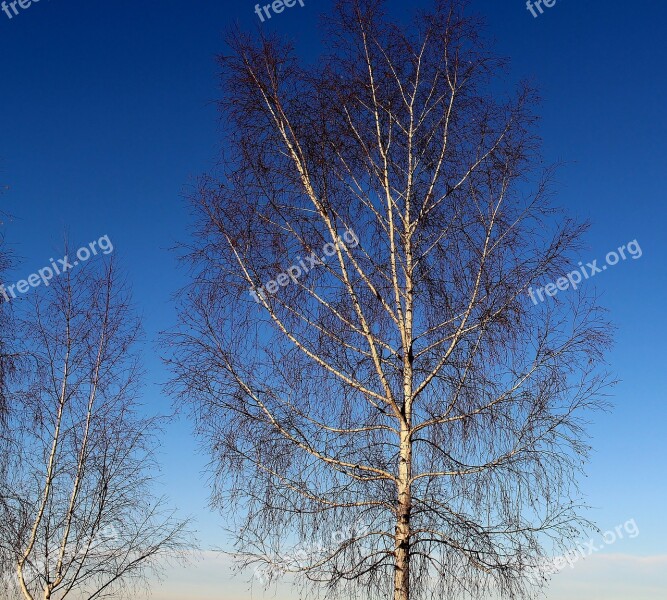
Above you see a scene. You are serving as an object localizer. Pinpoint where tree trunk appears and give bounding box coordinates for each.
[394,427,412,600]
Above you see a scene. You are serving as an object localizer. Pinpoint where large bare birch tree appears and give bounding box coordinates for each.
[167,1,612,599]
[0,256,190,600]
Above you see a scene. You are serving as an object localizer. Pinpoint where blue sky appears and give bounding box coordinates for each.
[1,0,665,598]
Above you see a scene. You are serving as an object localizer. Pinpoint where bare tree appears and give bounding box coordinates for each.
[0,255,190,600]
[167,2,613,600]
[0,220,16,590]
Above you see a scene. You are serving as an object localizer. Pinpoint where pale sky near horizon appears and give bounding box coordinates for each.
[146,551,667,600]
[1,0,666,598]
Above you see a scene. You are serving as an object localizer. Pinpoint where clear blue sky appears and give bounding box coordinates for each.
[1,1,665,598]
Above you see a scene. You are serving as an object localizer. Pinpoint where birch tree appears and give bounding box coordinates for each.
[0,256,190,600]
[0,233,15,589]
[167,2,613,599]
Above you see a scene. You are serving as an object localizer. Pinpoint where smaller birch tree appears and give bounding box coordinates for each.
[0,255,190,600]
